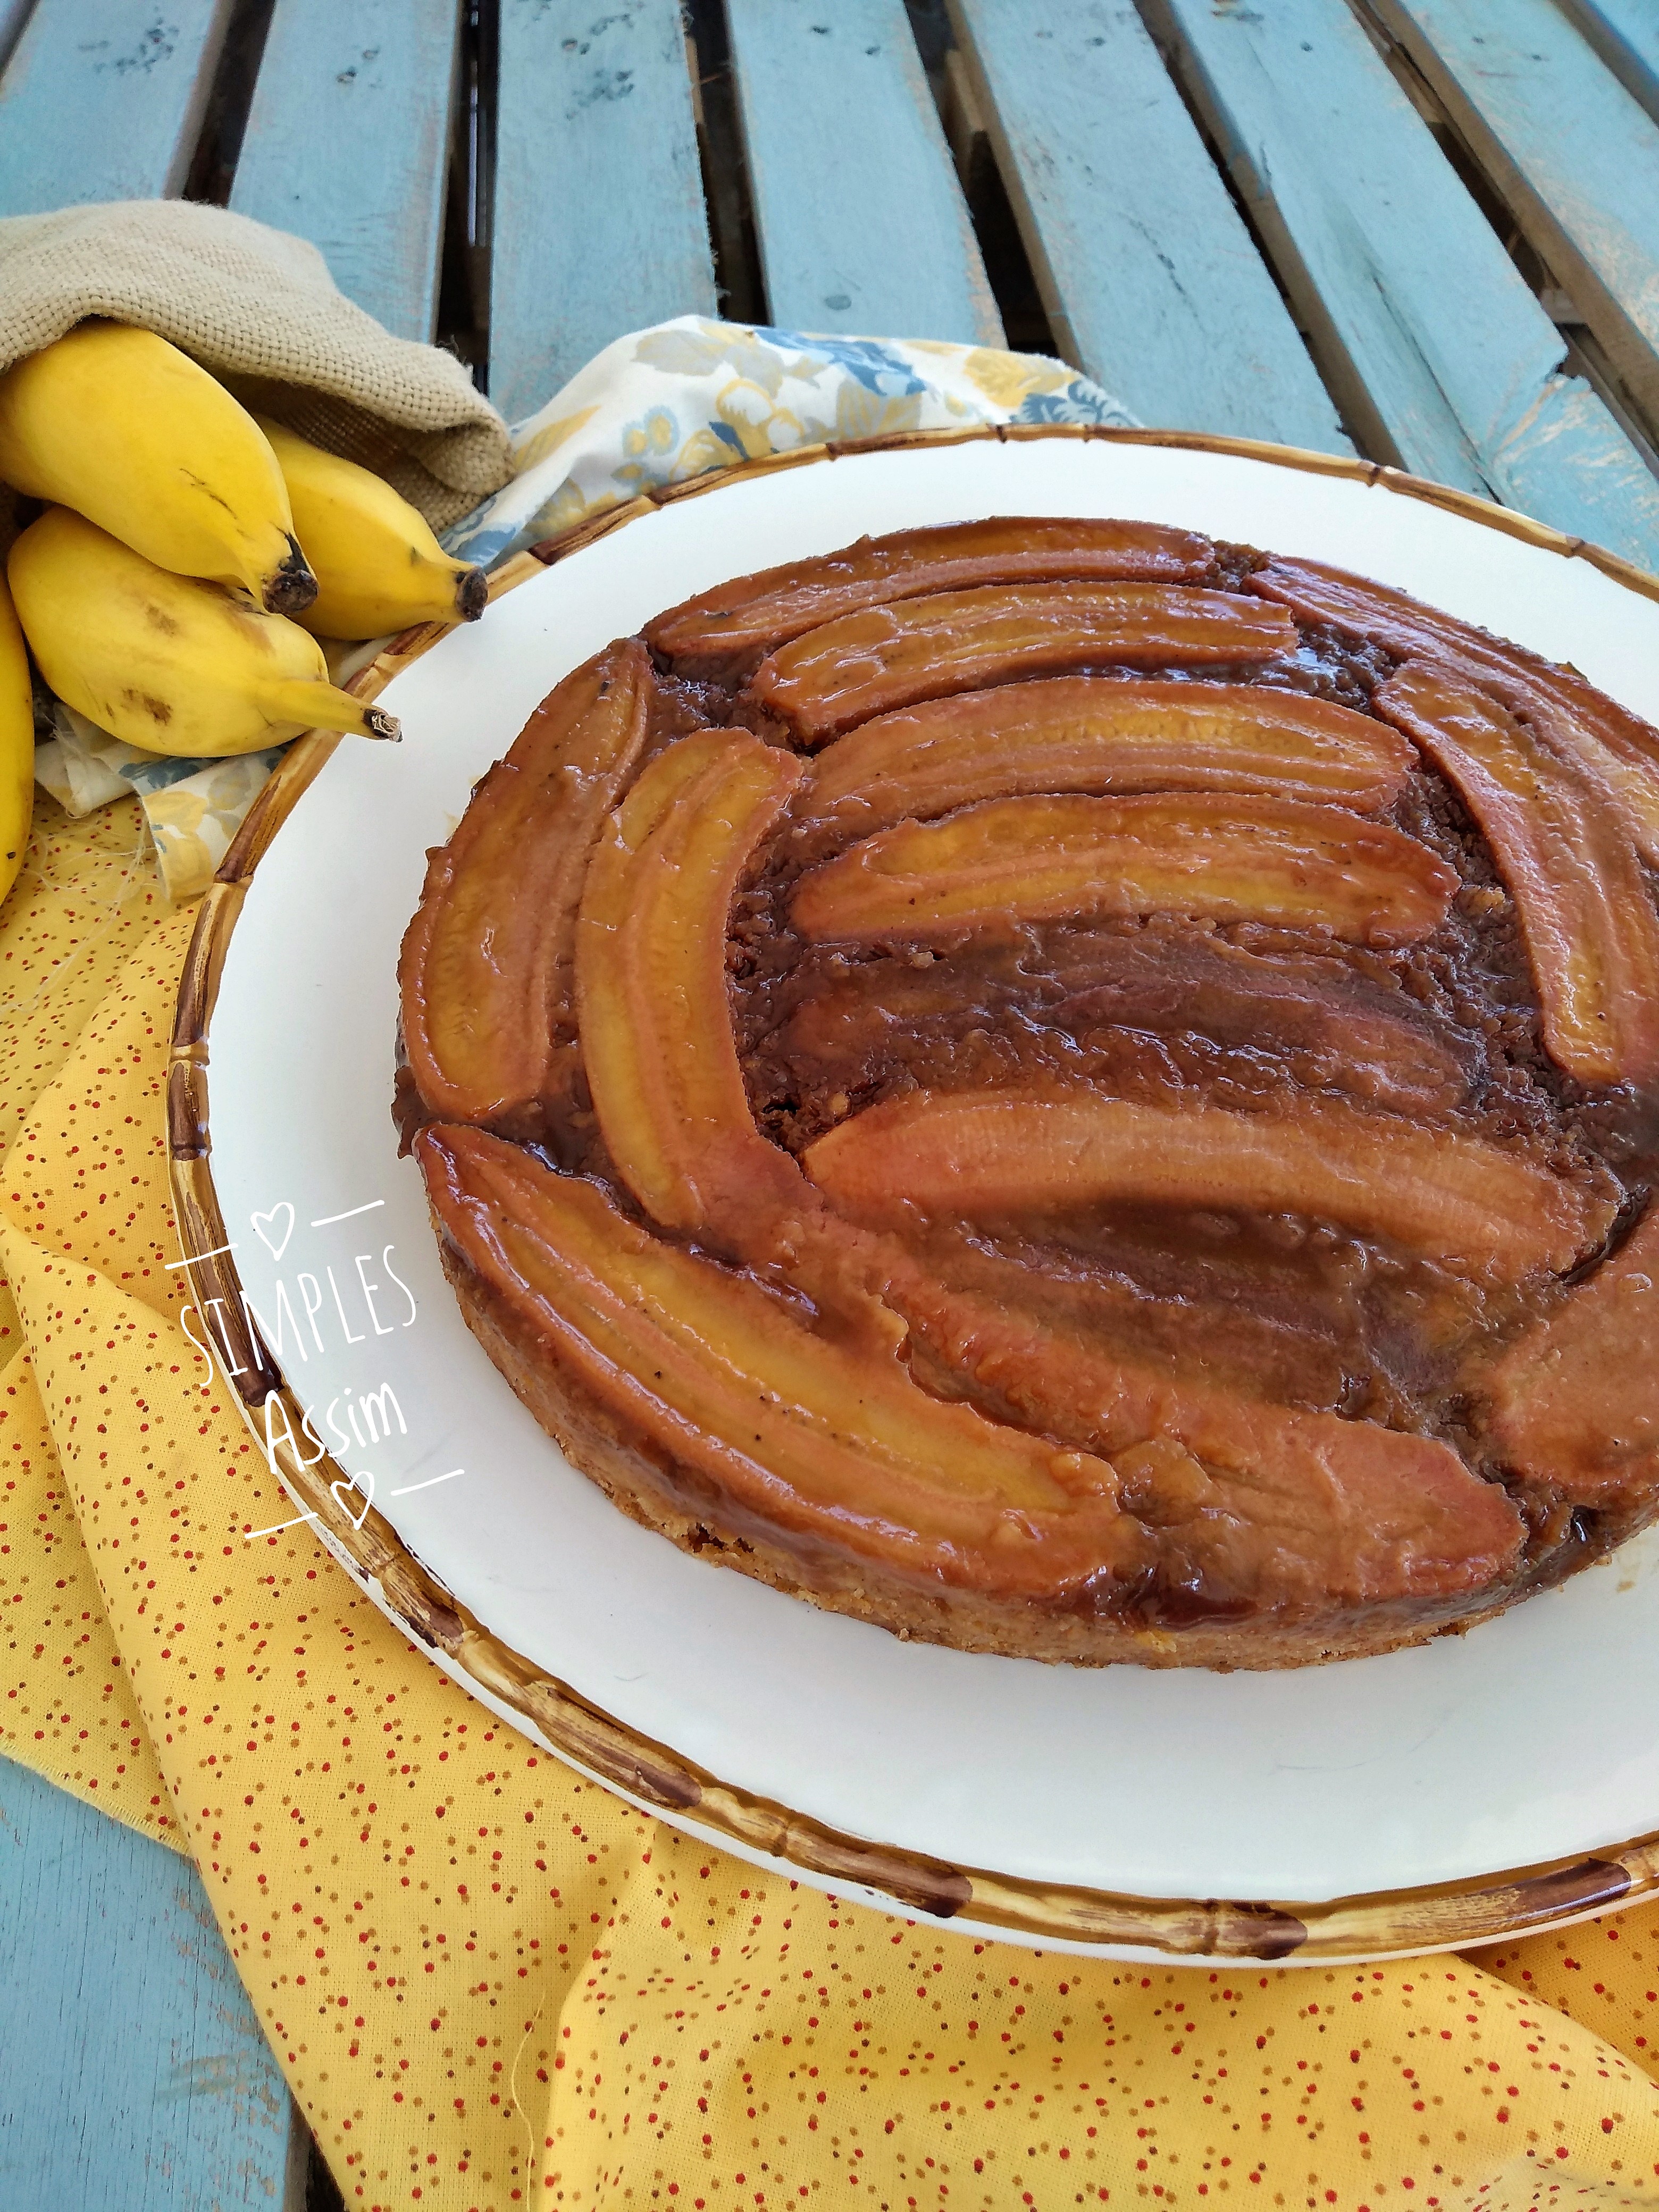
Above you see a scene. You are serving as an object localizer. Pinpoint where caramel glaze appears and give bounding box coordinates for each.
[644,516,1217,681]
[398,522,1659,1668]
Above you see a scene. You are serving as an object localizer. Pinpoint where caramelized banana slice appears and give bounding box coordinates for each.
[791,792,1456,946]
[805,1089,1618,1278]
[747,584,1298,742]
[417,1126,1140,1599]
[799,678,1413,852]
[1377,660,1659,1085]
[1252,557,1659,865]
[770,929,1477,1116]
[1043,931,1479,1113]
[576,731,806,1231]
[646,517,1213,677]
[885,1267,1523,1614]
[398,640,651,1130]
[1484,1205,1659,1507]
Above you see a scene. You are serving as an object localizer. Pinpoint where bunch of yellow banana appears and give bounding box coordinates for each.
[0,324,319,614]
[10,508,399,755]
[0,321,493,903]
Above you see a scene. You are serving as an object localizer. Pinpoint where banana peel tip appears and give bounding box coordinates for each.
[264,533,319,617]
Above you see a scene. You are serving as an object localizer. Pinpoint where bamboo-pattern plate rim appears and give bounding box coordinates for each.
[168,422,1659,1962]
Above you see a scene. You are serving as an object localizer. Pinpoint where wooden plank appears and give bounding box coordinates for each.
[725,0,1002,347]
[944,0,1350,453]
[229,0,461,343]
[0,1756,304,2210]
[1556,0,1659,130]
[0,0,235,213]
[490,0,716,425]
[1369,0,1659,428]
[1138,0,1659,572]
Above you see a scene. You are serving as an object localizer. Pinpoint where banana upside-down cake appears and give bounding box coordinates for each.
[395,517,1659,1670]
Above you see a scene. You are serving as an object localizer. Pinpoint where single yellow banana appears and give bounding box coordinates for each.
[8,507,398,758]
[0,568,33,910]
[257,417,486,639]
[0,323,317,615]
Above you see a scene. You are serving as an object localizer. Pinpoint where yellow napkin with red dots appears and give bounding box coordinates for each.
[5,790,1659,2206]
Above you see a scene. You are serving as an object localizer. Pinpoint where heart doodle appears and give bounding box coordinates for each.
[330,1470,374,1530]
[252,1202,295,1262]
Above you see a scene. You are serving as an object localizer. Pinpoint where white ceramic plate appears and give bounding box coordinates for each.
[191,433,1659,1962]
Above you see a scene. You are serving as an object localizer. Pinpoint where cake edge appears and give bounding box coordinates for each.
[431,1209,1585,1675]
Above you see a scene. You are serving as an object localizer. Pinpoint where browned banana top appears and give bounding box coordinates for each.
[398,640,650,1133]
[421,1124,1524,1612]
[645,516,1214,676]
[1376,659,1659,1086]
[790,792,1457,946]
[399,514,1659,1645]
[1484,1206,1659,1506]
[745,583,1298,741]
[1251,555,1659,864]
[795,676,1413,857]
[802,1087,1616,1280]
[576,730,807,1237]
[749,926,1479,1122]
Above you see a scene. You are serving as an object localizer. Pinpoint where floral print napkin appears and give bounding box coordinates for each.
[446,314,1133,570]
[33,700,286,892]
[35,317,1132,902]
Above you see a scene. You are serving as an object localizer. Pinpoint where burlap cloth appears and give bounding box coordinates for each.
[0,200,512,526]
[5,801,1659,2207]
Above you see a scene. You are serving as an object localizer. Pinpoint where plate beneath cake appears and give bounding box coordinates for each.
[181,429,1659,1962]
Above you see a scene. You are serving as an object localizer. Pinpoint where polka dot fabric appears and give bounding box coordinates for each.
[0,1340,177,1838]
[0,789,158,1358]
[6,842,1659,2206]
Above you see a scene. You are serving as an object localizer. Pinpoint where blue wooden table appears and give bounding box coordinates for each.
[0,1762,306,2208]
[3,0,1659,2201]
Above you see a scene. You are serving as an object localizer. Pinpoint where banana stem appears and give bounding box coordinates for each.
[260,678,401,741]
[455,565,488,621]
[264,534,320,617]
